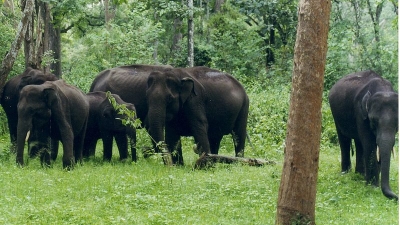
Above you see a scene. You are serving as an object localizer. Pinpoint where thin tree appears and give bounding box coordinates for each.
[0,0,35,98]
[275,0,331,224]
[187,0,194,67]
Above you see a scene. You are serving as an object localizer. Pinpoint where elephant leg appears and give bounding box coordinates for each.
[191,124,211,155]
[364,145,380,187]
[337,130,352,173]
[50,138,59,161]
[354,138,364,175]
[73,137,85,165]
[8,119,17,153]
[83,137,97,159]
[231,131,246,157]
[61,137,75,169]
[40,147,51,167]
[102,135,113,161]
[208,133,222,155]
[128,130,137,162]
[114,133,128,161]
[165,129,183,165]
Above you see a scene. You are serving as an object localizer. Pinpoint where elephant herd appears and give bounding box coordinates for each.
[0,65,249,169]
[0,66,398,200]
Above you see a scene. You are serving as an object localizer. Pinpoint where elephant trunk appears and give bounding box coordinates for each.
[16,117,31,166]
[147,105,166,154]
[377,134,398,200]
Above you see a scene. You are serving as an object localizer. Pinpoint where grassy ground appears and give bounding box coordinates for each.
[0,85,397,224]
[0,132,397,225]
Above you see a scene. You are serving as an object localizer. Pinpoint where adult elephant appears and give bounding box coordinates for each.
[90,64,173,122]
[17,80,89,169]
[1,67,58,154]
[84,91,137,162]
[328,70,398,200]
[146,67,249,165]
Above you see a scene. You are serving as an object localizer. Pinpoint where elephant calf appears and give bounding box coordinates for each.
[84,91,137,162]
[329,70,398,200]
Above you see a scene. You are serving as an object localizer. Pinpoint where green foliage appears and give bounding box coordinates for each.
[325,1,398,91]
[204,5,266,76]
[62,5,163,91]
[106,91,142,129]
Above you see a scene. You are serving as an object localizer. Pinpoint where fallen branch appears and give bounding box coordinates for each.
[194,153,276,169]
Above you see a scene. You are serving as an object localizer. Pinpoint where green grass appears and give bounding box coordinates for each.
[0,83,397,224]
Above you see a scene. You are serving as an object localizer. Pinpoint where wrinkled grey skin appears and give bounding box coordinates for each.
[84,91,137,162]
[146,67,249,165]
[0,67,58,156]
[329,70,398,200]
[17,80,89,169]
[90,64,173,123]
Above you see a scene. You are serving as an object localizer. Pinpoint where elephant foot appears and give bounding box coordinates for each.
[62,157,75,170]
[40,152,51,168]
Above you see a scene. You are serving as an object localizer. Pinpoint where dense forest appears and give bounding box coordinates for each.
[0,0,397,92]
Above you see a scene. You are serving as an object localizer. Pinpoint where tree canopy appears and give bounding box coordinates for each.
[1,0,396,91]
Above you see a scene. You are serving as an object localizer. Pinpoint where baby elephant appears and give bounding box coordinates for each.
[84,91,137,162]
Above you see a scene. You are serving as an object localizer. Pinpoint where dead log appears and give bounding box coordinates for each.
[194,153,276,169]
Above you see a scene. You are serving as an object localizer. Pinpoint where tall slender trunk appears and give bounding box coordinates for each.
[0,0,35,99]
[276,0,331,224]
[187,0,194,67]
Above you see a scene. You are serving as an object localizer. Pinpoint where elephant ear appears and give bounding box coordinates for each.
[44,87,59,108]
[361,91,371,120]
[43,86,66,124]
[180,77,195,104]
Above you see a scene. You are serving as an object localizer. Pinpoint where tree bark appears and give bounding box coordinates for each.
[275,0,331,224]
[214,0,224,13]
[187,0,194,67]
[170,17,183,61]
[194,153,275,169]
[0,0,35,99]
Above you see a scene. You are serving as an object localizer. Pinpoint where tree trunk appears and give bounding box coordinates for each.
[170,17,183,62]
[214,0,224,13]
[275,0,331,224]
[187,0,194,67]
[0,0,35,99]
[50,27,62,78]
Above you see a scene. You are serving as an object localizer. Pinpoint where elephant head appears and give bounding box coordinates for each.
[361,91,398,199]
[18,69,58,91]
[16,84,54,166]
[145,70,198,152]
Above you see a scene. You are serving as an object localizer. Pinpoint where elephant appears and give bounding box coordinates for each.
[84,91,137,162]
[17,80,89,169]
[0,67,58,155]
[145,66,249,165]
[90,64,173,122]
[328,70,398,200]
[90,64,173,157]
